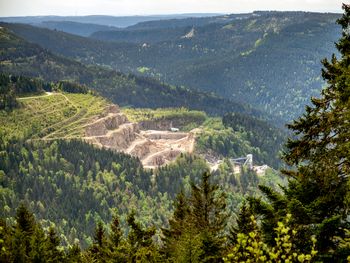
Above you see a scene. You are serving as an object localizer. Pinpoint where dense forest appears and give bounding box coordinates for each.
[1,12,340,121]
[0,25,272,122]
[0,85,285,248]
[0,3,350,263]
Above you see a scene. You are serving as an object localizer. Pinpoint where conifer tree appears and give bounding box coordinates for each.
[190,171,228,235]
[190,172,228,261]
[283,3,350,256]
[66,244,83,263]
[29,227,46,263]
[162,172,228,262]
[228,202,256,244]
[161,190,190,258]
[44,227,65,262]
[13,204,37,262]
[89,222,109,262]
[126,211,159,262]
[109,214,122,248]
[249,4,350,261]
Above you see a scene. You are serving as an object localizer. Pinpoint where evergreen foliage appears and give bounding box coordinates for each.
[2,12,340,122]
[161,172,228,262]
[0,25,264,120]
[1,5,348,262]
[248,4,350,262]
[228,202,255,244]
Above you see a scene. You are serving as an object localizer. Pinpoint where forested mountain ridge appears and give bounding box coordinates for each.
[33,21,120,37]
[0,25,271,121]
[0,14,221,28]
[91,11,341,121]
[0,73,285,251]
[3,12,340,121]
[1,3,350,261]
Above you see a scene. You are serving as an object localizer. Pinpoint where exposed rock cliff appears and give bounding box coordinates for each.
[83,104,196,169]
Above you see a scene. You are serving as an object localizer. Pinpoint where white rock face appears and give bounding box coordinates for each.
[83,104,196,169]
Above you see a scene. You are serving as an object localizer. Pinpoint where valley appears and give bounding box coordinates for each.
[1,11,341,122]
[9,91,265,171]
[1,3,349,261]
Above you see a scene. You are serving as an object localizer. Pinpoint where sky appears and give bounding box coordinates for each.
[0,0,345,17]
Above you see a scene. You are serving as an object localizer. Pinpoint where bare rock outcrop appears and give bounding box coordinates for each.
[85,123,139,149]
[83,104,140,149]
[127,138,154,159]
[143,149,182,167]
[83,104,197,169]
[85,113,128,136]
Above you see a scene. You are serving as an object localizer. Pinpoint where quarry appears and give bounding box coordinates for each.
[83,104,196,168]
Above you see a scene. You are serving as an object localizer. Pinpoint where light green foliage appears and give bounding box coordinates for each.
[173,230,203,263]
[122,107,207,130]
[196,117,253,157]
[224,214,318,263]
[196,117,285,168]
[336,229,350,262]
[137,66,150,74]
[0,92,108,141]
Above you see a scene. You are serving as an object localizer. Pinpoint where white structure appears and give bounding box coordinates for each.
[231,154,253,169]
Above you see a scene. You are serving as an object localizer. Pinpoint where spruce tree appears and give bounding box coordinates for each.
[13,204,37,262]
[126,211,159,262]
[228,202,256,244]
[162,172,228,262]
[161,190,191,259]
[66,244,83,263]
[89,222,109,262]
[190,171,228,235]
[109,214,122,248]
[249,4,350,261]
[283,3,350,256]
[44,227,65,262]
[189,172,228,262]
[29,227,46,263]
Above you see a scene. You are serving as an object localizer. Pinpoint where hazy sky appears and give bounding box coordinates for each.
[0,0,345,17]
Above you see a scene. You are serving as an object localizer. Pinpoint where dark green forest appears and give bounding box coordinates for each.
[0,24,269,122]
[2,12,341,122]
[0,3,350,263]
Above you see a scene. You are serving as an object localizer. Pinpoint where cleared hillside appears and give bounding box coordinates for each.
[1,91,200,168]
[1,92,109,141]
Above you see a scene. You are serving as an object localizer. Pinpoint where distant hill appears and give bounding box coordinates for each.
[0,14,222,28]
[35,21,119,37]
[0,25,266,121]
[90,14,251,43]
[91,11,341,121]
[2,12,341,122]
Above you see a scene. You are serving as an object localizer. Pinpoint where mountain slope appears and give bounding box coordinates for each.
[0,25,266,120]
[0,76,285,248]
[35,21,119,37]
[0,14,222,28]
[4,12,340,121]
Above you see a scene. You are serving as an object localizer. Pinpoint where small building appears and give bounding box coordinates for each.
[170,127,179,132]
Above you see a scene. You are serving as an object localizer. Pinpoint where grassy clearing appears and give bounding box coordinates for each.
[0,92,108,141]
[122,107,207,123]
